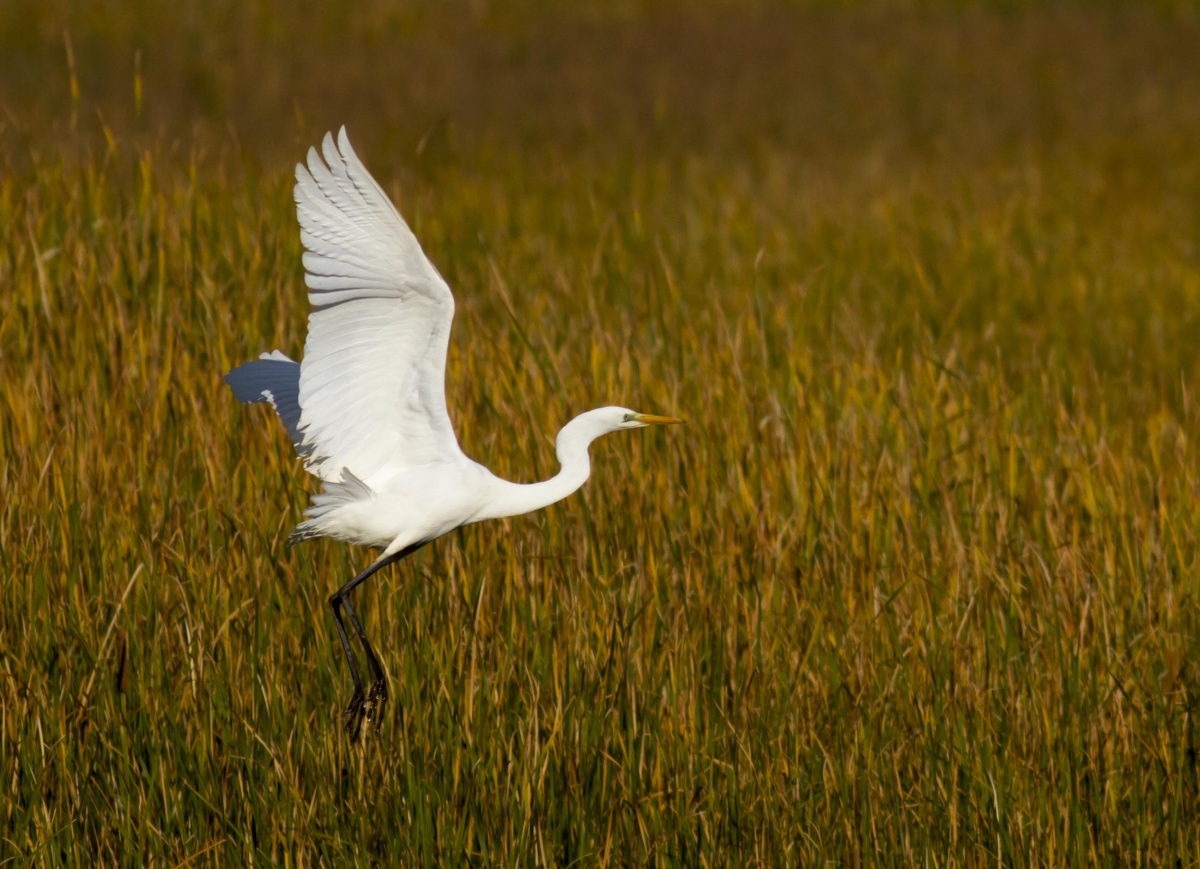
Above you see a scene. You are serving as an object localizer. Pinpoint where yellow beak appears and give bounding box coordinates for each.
[634,413,685,426]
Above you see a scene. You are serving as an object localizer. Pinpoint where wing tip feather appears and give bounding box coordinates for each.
[321,130,339,167]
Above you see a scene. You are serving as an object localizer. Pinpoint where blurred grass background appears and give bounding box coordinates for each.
[4,0,1200,863]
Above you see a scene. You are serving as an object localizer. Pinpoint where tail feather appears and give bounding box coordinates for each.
[287,468,373,546]
[225,351,309,457]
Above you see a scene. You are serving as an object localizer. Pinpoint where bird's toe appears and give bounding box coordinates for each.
[366,678,388,732]
[344,689,367,744]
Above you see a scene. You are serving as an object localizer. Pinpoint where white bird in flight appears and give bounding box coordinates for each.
[226,129,682,742]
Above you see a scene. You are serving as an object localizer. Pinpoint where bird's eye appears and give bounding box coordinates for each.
[623,413,636,423]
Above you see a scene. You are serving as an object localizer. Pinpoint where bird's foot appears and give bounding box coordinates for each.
[366,677,388,734]
[344,687,367,744]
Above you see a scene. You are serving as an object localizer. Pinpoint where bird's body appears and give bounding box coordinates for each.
[226,129,680,742]
[304,457,495,550]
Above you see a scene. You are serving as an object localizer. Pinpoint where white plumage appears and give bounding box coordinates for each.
[225,129,681,742]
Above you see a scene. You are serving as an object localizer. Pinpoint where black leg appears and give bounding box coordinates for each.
[329,543,422,743]
[340,593,387,732]
[330,592,368,742]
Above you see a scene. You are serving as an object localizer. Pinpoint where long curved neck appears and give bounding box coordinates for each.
[475,417,603,522]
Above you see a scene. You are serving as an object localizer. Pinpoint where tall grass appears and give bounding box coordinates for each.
[4,1,1200,864]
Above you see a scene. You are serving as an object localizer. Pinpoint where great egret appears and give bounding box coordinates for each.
[225,129,682,742]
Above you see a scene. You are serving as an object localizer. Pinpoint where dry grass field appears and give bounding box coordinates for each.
[4,0,1200,864]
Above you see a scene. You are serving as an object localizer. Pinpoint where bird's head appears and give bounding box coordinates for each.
[556,406,684,456]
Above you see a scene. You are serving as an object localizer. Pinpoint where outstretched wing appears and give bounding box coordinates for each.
[294,128,464,483]
[224,350,308,457]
